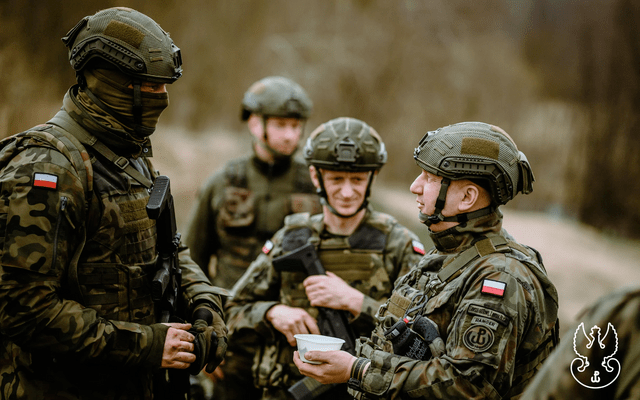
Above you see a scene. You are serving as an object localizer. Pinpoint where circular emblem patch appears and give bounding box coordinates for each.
[463,324,495,353]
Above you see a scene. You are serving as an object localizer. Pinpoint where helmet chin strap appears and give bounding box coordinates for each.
[418,177,495,227]
[316,169,375,219]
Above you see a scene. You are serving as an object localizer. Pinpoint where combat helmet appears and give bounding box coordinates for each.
[62,7,182,84]
[241,76,312,121]
[303,117,387,218]
[413,121,534,226]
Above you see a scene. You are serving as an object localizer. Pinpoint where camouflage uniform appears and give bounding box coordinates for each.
[347,210,559,399]
[342,122,558,399]
[184,77,320,400]
[184,154,320,289]
[0,8,225,400]
[226,207,424,400]
[522,286,640,400]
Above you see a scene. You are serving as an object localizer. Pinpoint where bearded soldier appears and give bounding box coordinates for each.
[0,8,226,399]
[294,121,560,399]
[226,117,425,400]
[184,76,321,399]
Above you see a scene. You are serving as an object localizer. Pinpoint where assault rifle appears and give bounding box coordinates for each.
[147,175,188,400]
[272,242,357,400]
[147,175,182,323]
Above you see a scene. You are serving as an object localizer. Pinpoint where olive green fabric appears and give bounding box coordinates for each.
[63,7,182,83]
[0,89,224,399]
[413,122,534,205]
[347,211,559,400]
[226,209,424,400]
[303,117,387,172]
[241,76,312,121]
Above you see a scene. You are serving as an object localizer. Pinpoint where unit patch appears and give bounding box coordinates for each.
[463,324,495,353]
[33,173,58,189]
[471,316,499,330]
[468,304,509,326]
[481,279,506,297]
[412,240,425,255]
[262,240,274,254]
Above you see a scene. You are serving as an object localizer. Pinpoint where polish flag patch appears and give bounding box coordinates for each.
[412,240,425,255]
[33,173,58,189]
[262,240,274,255]
[481,279,506,297]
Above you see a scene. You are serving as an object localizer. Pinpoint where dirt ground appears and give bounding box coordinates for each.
[153,126,640,338]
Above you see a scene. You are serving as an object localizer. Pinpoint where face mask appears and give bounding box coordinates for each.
[83,68,169,138]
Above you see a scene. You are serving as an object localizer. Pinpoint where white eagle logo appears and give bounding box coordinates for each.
[571,322,621,389]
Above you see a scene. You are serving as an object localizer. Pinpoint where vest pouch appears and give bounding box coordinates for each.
[219,186,255,234]
[76,258,156,324]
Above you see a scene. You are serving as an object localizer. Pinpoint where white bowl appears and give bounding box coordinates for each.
[294,334,345,364]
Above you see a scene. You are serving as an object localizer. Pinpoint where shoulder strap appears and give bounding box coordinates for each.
[48,111,152,189]
[437,235,510,282]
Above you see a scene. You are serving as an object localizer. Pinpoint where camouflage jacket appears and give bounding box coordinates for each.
[349,210,559,400]
[184,153,321,290]
[0,91,223,399]
[522,285,640,400]
[226,208,424,392]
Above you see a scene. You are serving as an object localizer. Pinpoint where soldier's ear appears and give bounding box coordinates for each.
[309,166,321,189]
[458,182,480,212]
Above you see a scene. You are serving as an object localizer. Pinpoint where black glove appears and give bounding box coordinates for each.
[187,308,228,375]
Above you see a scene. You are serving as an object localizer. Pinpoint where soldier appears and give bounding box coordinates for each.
[184,76,321,399]
[293,121,560,399]
[226,117,426,400]
[521,285,640,399]
[0,8,226,400]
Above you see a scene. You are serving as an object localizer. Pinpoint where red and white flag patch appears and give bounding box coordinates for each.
[412,240,425,255]
[481,279,506,297]
[33,173,58,189]
[262,240,274,255]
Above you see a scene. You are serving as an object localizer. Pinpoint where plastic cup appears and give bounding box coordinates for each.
[294,334,345,364]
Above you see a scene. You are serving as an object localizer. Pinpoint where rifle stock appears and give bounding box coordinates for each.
[272,242,357,400]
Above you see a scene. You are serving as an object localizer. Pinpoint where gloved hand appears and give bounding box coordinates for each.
[187,307,228,375]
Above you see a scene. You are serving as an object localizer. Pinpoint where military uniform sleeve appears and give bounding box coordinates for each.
[178,246,226,317]
[184,172,221,275]
[225,233,286,340]
[0,148,165,368]
[357,255,532,399]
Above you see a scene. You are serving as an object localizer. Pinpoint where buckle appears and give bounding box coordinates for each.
[114,157,130,169]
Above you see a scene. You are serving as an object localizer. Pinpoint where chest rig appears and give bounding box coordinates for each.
[278,213,392,318]
[47,110,161,325]
[215,157,320,282]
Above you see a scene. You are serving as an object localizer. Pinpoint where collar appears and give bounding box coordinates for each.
[429,208,504,253]
[251,151,293,177]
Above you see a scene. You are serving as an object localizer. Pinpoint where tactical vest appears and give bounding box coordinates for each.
[254,211,398,389]
[364,234,559,398]
[20,111,161,325]
[213,156,320,288]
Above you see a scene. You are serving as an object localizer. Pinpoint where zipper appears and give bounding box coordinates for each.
[52,196,68,265]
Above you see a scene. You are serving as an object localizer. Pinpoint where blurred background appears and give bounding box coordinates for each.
[1,0,639,334]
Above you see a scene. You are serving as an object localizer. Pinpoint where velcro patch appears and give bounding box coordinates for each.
[262,240,274,254]
[463,324,495,353]
[471,316,499,330]
[468,304,509,326]
[481,279,506,297]
[33,173,58,189]
[412,240,425,255]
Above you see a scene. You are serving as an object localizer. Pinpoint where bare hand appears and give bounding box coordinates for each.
[204,361,225,383]
[161,323,196,369]
[266,304,320,346]
[293,350,355,384]
[303,271,364,316]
